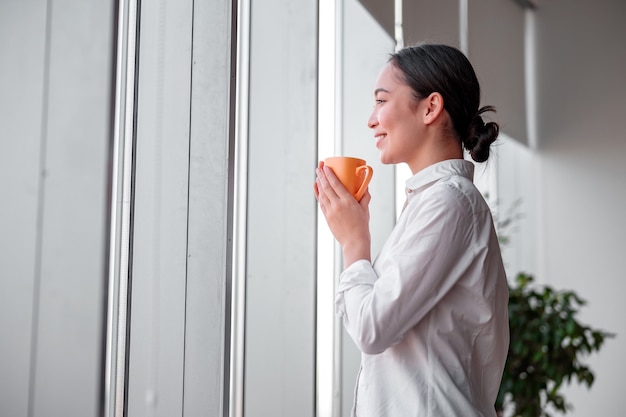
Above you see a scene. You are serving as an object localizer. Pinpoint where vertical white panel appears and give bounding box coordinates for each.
[493,136,536,278]
[357,0,460,47]
[229,0,250,415]
[126,0,236,413]
[468,0,527,144]
[244,0,318,416]
[339,1,396,416]
[0,2,47,416]
[403,0,460,47]
[126,0,193,415]
[183,0,235,415]
[105,0,140,415]
[357,0,393,37]
[316,0,338,416]
[29,1,114,416]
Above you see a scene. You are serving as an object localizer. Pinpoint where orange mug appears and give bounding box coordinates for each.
[324,156,373,201]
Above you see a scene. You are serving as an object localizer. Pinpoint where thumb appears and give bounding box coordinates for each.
[359,189,371,207]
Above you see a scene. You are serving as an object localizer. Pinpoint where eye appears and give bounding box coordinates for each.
[374,99,385,106]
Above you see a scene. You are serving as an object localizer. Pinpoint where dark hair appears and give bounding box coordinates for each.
[388,43,499,163]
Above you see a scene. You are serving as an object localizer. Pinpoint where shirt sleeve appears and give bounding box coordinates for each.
[335,184,476,355]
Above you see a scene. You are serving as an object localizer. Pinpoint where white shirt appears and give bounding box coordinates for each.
[336,159,509,417]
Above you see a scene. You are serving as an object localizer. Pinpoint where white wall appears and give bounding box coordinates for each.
[496,0,625,415]
[529,1,625,415]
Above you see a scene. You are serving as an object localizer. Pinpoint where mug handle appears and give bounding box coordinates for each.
[354,165,373,201]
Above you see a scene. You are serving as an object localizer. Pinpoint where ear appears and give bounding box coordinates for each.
[422,92,445,125]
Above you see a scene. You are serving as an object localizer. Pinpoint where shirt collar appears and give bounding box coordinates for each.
[404,159,475,197]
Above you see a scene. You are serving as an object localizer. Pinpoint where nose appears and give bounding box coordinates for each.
[367,109,378,129]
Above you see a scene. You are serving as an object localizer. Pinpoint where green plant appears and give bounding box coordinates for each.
[496,273,615,417]
[485,194,615,415]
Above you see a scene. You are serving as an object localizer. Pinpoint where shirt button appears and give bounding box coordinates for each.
[407,189,413,193]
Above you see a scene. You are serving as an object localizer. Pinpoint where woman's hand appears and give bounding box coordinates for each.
[314,161,372,266]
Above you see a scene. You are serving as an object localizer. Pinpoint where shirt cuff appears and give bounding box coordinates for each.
[334,259,377,317]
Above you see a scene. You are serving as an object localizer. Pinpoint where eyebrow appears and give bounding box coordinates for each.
[374,88,390,95]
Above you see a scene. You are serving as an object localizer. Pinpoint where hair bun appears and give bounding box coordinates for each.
[464,106,499,163]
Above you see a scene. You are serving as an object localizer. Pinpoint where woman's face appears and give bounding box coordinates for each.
[368,63,425,168]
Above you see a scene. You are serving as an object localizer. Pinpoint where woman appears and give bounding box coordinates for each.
[314,43,509,417]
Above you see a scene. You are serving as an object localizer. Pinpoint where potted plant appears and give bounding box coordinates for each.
[495,272,614,416]
[488,196,614,416]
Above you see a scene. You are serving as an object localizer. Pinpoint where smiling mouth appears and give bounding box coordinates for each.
[375,134,387,146]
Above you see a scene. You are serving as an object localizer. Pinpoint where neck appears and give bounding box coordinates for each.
[407,136,463,174]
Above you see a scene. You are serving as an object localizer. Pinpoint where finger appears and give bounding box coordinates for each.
[316,167,340,201]
[315,176,330,207]
[359,189,371,207]
[314,161,325,200]
[322,166,353,199]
